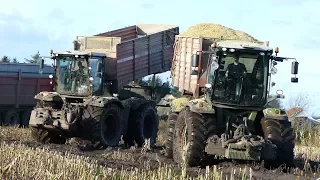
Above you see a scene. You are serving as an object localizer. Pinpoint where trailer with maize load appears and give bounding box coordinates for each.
[165,36,299,168]
[29,24,179,148]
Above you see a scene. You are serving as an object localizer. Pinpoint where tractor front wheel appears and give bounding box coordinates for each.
[30,127,66,144]
[261,117,295,168]
[173,108,207,167]
[165,112,178,158]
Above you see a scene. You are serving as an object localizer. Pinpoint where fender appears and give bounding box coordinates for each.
[84,96,124,109]
[263,108,288,120]
[186,98,215,114]
[34,91,63,102]
[171,97,189,113]
[120,97,155,110]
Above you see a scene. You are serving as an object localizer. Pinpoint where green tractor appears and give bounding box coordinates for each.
[166,37,299,168]
[28,24,179,148]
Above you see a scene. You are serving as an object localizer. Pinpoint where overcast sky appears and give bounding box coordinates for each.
[1,0,319,115]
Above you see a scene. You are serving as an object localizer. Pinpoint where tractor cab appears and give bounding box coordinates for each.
[46,50,105,97]
[192,40,299,109]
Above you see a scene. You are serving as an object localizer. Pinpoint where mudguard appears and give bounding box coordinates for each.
[171,97,189,113]
[84,96,124,109]
[120,97,155,111]
[263,108,288,120]
[186,98,215,114]
[34,91,63,102]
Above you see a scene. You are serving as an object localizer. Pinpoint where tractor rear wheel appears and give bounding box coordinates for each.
[261,117,295,168]
[173,108,209,167]
[30,127,66,144]
[165,112,178,158]
[82,104,123,149]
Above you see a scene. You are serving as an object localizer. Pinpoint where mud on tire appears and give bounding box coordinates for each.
[261,117,295,168]
[173,108,212,167]
[30,127,66,144]
[165,112,178,158]
[82,103,123,149]
[124,103,159,147]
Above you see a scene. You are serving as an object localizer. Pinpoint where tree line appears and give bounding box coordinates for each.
[0,51,42,64]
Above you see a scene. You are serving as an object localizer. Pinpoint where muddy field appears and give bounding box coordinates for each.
[0,125,320,180]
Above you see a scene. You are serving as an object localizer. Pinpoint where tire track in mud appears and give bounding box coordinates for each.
[1,138,320,180]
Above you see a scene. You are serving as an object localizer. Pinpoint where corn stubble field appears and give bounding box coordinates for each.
[1,24,319,180]
[0,121,320,180]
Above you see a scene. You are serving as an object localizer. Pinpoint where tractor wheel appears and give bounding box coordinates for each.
[125,103,159,147]
[21,110,32,127]
[3,110,20,126]
[173,108,209,167]
[30,127,66,144]
[82,104,123,149]
[165,112,178,158]
[261,117,295,168]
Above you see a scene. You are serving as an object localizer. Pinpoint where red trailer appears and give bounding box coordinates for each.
[0,63,54,126]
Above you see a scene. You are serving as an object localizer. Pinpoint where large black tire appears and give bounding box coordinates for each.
[21,110,32,127]
[30,127,66,144]
[3,110,20,126]
[261,117,295,168]
[173,108,209,167]
[124,103,159,147]
[82,103,123,149]
[165,112,178,158]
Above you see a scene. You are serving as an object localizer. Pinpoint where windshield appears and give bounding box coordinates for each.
[209,51,269,106]
[56,56,91,96]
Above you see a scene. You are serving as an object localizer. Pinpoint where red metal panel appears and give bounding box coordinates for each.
[116,41,134,89]
[134,37,149,79]
[114,26,179,91]
[95,26,137,41]
[149,32,164,74]
[0,76,53,107]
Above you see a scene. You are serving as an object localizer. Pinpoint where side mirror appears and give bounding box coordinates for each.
[96,62,103,78]
[191,54,199,68]
[291,61,299,75]
[40,59,44,69]
[291,61,299,83]
[191,54,200,75]
[97,62,103,73]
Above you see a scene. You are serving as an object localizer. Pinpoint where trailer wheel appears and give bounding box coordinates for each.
[261,117,295,168]
[30,127,66,144]
[0,113,3,125]
[173,108,207,167]
[165,112,178,158]
[3,110,20,126]
[21,110,32,127]
[82,104,123,149]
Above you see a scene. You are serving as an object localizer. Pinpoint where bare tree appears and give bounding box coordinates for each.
[286,90,313,111]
